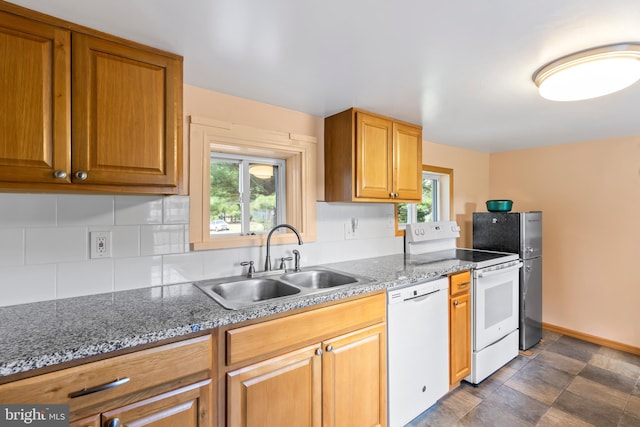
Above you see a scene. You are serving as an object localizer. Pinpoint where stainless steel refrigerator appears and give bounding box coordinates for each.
[472,211,542,350]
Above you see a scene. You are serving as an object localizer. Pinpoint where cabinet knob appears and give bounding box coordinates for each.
[389,192,395,198]
[53,170,68,179]
[326,345,333,352]
[395,192,399,198]
[315,348,323,356]
[454,300,459,306]
[106,418,121,427]
[75,171,88,180]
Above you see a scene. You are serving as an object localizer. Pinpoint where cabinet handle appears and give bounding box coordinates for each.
[53,170,68,179]
[106,418,121,427]
[315,348,323,356]
[68,377,130,398]
[326,345,333,352]
[395,192,399,198]
[454,300,459,306]
[389,192,395,198]
[74,171,88,180]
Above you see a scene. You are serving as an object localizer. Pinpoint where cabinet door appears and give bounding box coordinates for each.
[322,323,386,427]
[355,113,393,199]
[101,379,212,427]
[71,33,181,189]
[449,292,471,384]
[0,11,70,184]
[393,123,422,201]
[227,344,322,427]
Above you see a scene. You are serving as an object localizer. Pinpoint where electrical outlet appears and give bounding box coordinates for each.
[90,231,112,258]
[344,221,358,240]
[387,214,395,229]
[344,222,355,240]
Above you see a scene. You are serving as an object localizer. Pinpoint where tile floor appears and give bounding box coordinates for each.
[407,330,640,426]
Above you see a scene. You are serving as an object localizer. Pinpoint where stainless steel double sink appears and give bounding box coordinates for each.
[195,267,374,310]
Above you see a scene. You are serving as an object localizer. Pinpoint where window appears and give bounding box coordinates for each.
[396,165,453,235]
[189,116,317,250]
[209,154,286,236]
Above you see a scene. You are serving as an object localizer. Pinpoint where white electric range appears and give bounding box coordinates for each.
[404,221,521,385]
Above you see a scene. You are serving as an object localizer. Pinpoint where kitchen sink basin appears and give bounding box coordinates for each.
[196,278,300,310]
[281,268,359,289]
[195,267,374,310]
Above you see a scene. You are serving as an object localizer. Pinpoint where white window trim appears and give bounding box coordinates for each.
[189,116,317,250]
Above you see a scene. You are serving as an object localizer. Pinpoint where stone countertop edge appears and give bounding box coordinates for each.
[0,254,474,379]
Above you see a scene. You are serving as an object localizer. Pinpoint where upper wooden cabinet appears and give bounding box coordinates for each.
[324,108,422,203]
[0,4,183,194]
[0,11,71,185]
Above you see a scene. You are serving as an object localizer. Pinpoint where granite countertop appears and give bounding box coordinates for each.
[0,253,473,379]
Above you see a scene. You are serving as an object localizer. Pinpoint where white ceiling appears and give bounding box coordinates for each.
[9,0,640,152]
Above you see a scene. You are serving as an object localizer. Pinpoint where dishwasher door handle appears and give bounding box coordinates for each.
[406,289,441,303]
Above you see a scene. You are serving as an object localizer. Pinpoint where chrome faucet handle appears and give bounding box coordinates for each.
[279,256,293,270]
[240,261,255,278]
[292,249,301,272]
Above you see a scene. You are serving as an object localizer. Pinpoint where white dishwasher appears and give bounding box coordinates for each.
[387,276,449,427]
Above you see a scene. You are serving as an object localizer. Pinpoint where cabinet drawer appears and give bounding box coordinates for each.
[450,270,471,296]
[0,335,212,413]
[226,293,386,366]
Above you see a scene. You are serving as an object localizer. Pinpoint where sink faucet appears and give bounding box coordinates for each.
[265,224,303,271]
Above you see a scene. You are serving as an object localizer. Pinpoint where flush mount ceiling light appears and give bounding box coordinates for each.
[532,42,640,101]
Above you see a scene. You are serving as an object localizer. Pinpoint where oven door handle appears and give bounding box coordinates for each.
[477,262,523,278]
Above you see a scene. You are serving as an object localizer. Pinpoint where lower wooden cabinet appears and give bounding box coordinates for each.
[227,344,321,426]
[322,324,386,427]
[69,414,100,427]
[449,271,471,385]
[0,335,213,426]
[224,293,387,427]
[101,379,212,427]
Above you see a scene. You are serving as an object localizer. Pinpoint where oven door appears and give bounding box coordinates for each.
[473,262,522,350]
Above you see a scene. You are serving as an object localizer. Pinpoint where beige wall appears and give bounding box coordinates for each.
[184,84,326,198]
[184,84,640,349]
[490,136,640,349]
[423,141,490,247]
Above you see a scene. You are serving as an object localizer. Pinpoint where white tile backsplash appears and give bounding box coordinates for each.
[25,227,88,264]
[140,225,185,256]
[0,193,402,306]
[202,248,239,278]
[57,259,114,298]
[163,252,204,283]
[114,256,163,291]
[58,195,115,226]
[108,225,141,258]
[163,195,190,224]
[115,196,163,225]
[0,228,24,266]
[0,194,57,228]
[0,264,56,306]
